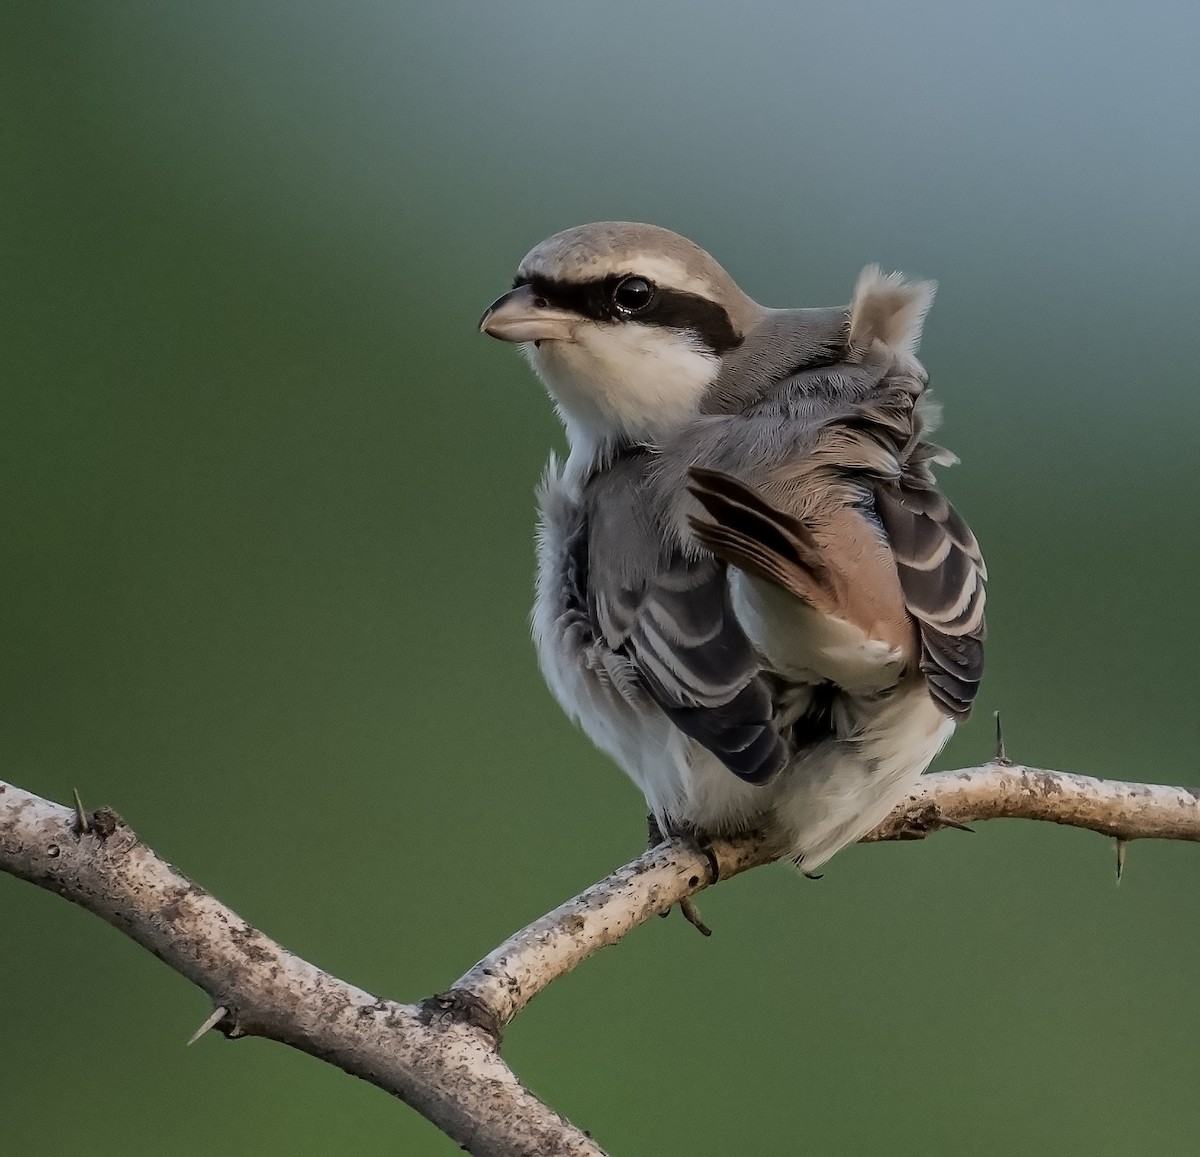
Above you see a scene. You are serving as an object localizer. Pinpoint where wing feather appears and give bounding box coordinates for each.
[680,296,986,719]
[872,476,986,719]
[584,460,787,785]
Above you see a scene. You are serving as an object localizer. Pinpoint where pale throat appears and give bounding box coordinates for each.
[524,323,721,463]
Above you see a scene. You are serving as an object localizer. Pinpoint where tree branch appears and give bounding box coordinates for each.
[450,829,773,1033]
[451,763,1200,1030]
[866,763,1200,842]
[4,762,1199,1153]
[0,781,605,1157]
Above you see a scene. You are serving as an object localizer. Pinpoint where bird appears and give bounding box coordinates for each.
[479,222,985,877]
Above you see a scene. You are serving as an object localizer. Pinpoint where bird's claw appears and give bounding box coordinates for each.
[646,815,718,937]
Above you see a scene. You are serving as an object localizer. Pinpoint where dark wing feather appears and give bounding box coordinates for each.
[873,478,986,718]
[591,552,786,784]
[584,456,786,785]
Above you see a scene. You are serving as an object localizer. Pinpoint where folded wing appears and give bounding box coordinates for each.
[582,456,788,784]
[686,265,986,719]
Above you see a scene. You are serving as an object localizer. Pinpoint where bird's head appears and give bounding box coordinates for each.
[480,222,762,454]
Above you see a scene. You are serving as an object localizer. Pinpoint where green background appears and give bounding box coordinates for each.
[4,4,1198,1154]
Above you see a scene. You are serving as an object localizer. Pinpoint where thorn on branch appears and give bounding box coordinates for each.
[884,803,975,841]
[186,1005,229,1046]
[937,817,976,834]
[71,789,90,835]
[993,711,1012,766]
[1115,838,1129,884]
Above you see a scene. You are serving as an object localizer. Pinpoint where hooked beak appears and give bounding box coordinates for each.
[479,284,578,343]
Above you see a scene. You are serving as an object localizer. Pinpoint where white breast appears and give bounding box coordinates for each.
[532,454,765,830]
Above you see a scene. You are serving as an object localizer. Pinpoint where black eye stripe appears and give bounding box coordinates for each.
[513,274,743,354]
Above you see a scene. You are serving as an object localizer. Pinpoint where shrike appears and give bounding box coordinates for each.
[480,222,985,873]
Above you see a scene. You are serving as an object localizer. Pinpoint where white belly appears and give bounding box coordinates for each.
[770,688,954,870]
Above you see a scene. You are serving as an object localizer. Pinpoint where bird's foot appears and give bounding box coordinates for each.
[647,815,718,937]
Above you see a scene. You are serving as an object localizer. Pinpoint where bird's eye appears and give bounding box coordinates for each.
[611,276,655,315]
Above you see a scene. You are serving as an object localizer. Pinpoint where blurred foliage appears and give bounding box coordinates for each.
[2,3,1198,1154]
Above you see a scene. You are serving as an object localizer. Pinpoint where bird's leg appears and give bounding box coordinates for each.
[646,813,667,849]
[647,814,716,937]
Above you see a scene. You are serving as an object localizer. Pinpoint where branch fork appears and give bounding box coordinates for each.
[4,762,1199,1155]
